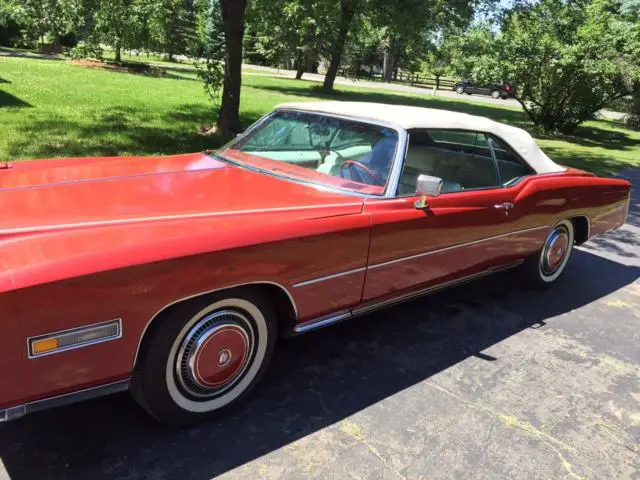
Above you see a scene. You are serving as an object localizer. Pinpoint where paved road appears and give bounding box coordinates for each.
[0,170,638,480]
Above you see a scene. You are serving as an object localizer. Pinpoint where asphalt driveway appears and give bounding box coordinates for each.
[0,171,638,480]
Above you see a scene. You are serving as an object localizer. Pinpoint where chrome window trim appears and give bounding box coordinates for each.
[292,267,366,288]
[393,128,541,197]
[132,281,299,369]
[27,318,123,359]
[215,109,409,199]
[385,123,409,198]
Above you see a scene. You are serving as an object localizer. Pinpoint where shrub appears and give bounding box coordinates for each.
[69,43,104,61]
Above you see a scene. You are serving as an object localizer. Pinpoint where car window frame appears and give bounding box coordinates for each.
[395,128,504,197]
[485,133,536,187]
[217,109,409,198]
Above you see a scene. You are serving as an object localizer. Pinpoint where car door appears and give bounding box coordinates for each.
[361,129,528,303]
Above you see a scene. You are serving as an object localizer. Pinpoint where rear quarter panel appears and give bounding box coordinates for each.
[510,172,630,239]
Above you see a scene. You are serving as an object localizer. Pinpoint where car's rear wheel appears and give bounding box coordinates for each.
[519,220,574,288]
[455,85,464,94]
[490,90,501,99]
[131,289,277,426]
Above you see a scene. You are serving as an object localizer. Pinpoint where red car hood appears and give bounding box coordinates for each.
[0,153,363,234]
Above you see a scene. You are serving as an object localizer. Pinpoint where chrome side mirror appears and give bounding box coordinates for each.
[415,174,442,209]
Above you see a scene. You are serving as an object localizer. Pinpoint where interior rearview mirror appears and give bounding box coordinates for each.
[415,174,442,209]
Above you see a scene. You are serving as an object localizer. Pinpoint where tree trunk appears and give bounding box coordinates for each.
[322,1,356,92]
[218,0,248,139]
[383,49,394,82]
[295,51,304,79]
[115,42,121,62]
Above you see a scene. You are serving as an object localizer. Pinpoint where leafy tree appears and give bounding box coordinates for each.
[3,0,83,44]
[149,0,198,61]
[340,15,385,77]
[619,0,640,128]
[442,23,500,84]
[195,0,224,105]
[368,0,483,81]
[247,0,334,79]
[472,0,640,132]
[620,0,640,15]
[322,0,363,92]
[93,0,131,61]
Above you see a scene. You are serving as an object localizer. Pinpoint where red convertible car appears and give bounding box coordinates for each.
[0,102,630,426]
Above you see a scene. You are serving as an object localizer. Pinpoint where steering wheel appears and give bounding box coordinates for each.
[340,159,384,186]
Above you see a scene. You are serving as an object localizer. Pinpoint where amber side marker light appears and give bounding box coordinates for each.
[28,319,122,358]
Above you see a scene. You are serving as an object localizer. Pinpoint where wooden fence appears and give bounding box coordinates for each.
[339,68,458,90]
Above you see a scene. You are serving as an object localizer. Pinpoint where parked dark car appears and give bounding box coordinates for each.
[453,80,515,99]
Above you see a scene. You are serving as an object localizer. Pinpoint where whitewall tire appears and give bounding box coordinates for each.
[131,289,277,426]
[520,220,574,288]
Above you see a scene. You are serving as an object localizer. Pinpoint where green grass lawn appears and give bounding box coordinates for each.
[1,56,639,176]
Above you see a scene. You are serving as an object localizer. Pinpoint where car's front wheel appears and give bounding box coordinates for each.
[131,289,277,426]
[490,90,501,99]
[519,220,574,288]
[455,85,464,94]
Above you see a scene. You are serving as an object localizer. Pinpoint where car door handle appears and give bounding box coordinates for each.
[494,202,515,210]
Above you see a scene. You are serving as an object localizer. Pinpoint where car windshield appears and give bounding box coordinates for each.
[217,111,399,195]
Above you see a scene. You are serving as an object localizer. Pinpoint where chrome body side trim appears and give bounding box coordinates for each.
[292,267,366,288]
[353,261,523,316]
[27,318,123,359]
[293,261,523,334]
[291,226,549,289]
[1,202,364,236]
[368,225,549,270]
[0,379,130,422]
[293,310,352,334]
[132,281,299,369]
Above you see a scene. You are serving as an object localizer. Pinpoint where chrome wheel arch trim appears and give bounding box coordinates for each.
[132,281,298,369]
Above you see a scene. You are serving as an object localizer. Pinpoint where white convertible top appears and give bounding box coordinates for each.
[276,101,565,174]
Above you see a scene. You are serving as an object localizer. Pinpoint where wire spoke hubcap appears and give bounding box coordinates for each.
[175,310,255,399]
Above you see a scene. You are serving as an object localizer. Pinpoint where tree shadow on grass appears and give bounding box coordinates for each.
[0,46,63,61]
[0,248,636,479]
[69,61,200,83]
[542,147,633,177]
[537,124,640,153]
[4,104,262,161]
[0,88,31,108]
